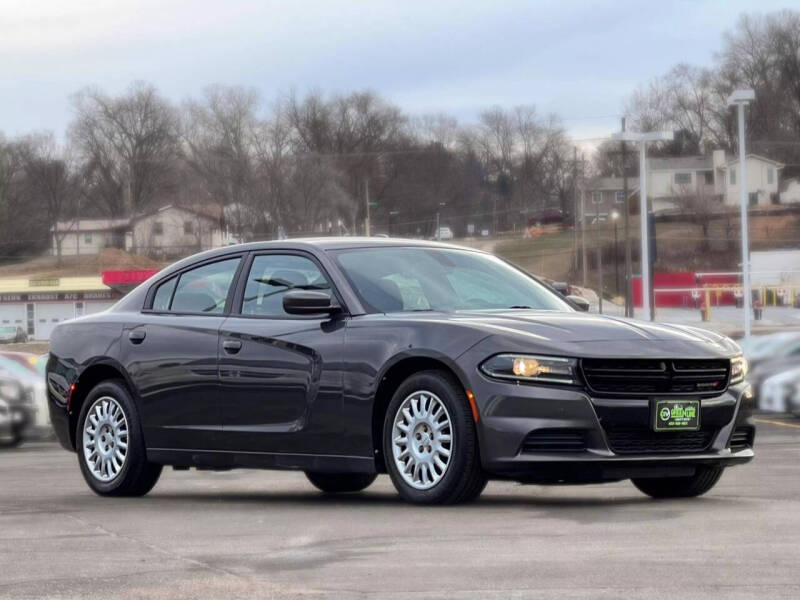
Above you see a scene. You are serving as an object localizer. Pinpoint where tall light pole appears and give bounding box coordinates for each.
[728,89,756,340]
[612,130,674,321]
[611,209,620,297]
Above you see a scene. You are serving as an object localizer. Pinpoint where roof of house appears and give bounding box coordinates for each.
[0,276,110,294]
[132,204,223,223]
[648,156,713,171]
[52,218,130,233]
[724,154,785,168]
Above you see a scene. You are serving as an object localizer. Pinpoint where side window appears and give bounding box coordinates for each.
[152,277,177,311]
[241,254,331,317]
[170,258,241,314]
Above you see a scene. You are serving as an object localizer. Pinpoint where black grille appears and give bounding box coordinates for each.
[581,358,730,396]
[729,426,755,452]
[521,429,588,453]
[605,426,714,454]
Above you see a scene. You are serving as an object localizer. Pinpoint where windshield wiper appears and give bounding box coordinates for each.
[508,305,533,309]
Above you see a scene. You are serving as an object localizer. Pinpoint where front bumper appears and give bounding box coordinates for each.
[468,373,754,483]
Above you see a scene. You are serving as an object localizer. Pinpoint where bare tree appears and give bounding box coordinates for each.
[70,82,180,217]
[19,134,78,265]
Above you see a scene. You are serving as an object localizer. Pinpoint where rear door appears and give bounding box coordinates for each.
[218,251,347,455]
[118,255,243,451]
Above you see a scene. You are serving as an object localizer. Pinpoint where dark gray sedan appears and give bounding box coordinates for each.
[46,238,754,504]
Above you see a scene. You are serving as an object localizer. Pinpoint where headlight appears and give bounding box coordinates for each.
[730,355,749,385]
[481,354,578,385]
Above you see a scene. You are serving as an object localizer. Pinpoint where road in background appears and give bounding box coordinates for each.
[1,420,798,599]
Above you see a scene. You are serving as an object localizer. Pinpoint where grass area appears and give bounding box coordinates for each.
[0,248,166,279]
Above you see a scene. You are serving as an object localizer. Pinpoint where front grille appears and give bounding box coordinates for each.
[729,426,755,452]
[605,426,715,454]
[521,429,588,453]
[581,358,730,396]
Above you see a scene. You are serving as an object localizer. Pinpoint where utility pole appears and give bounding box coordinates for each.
[436,209,441,241]
[572,147,578,273]
[621,117,633,318]
[580,153,587,288]
[596,202,603,314]
[728,89,756,340]
[364,179,371,236]
[612,129,673,322]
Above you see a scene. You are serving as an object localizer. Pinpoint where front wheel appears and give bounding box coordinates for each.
[383,370,487,505]
[305,472,377,493]
[632,466,724,498]
[77,380,162,497]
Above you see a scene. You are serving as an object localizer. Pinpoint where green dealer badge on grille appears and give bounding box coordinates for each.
[653,399,700,431]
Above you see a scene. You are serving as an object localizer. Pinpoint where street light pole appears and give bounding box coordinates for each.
[728,89,756,340]
[612,130,674,322]
[611,210,620,296]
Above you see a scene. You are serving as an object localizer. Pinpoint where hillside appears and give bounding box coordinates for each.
[0,248,166,279]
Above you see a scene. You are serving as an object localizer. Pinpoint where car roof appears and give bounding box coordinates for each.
[197,237,483,257]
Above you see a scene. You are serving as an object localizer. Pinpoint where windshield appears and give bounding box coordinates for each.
[335,247,571,313]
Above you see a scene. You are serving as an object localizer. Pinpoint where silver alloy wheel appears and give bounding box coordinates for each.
[391,390,453,490]
[82,396,129,482]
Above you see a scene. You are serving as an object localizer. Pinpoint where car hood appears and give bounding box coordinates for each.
[400,310,741,359]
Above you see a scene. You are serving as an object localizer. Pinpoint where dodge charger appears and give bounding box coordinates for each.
[46,238,754,504]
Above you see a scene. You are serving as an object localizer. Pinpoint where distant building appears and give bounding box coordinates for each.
[129,204,224,259]
[51,204,225,259]
[0,276,119,340]
[583,151,784,218]
[51,218,130,256]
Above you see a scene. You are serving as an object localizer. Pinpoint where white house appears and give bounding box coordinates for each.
[51,218,130,256]
[715,151,783,207]
[583,150,784,216]
[129,204,224,259]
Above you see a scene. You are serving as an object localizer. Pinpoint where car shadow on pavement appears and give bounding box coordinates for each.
[133,488,729,513]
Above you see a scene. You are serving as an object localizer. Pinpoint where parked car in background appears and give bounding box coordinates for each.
[0,326,28,344]
[740,332,800,412]
[0,376,33,447]
[0,354,49,444]
[432,226,454,240]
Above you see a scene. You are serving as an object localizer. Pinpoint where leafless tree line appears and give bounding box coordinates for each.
[595,9,800,176]
[0,82,573,263]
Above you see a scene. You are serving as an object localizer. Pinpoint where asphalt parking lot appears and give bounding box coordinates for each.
[2,420,800,600]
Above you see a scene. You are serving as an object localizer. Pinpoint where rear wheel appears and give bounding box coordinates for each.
[632,466,724,498]
[383,370,487,505]
[305,472,377,493]
[77,380,162,497]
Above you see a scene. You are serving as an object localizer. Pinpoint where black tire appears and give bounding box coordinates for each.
[76,379,162,497]
[383,370,487,505]
[305,471,378,493]
[632,466,724,499]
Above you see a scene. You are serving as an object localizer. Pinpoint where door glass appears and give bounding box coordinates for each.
[241,255,331,317]
[152,276,177,311]
[170,258,240,314]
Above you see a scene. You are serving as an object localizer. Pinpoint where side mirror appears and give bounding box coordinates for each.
[283,290,340,315]
[567,295,590,312]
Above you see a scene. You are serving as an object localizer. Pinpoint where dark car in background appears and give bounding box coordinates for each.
[46,239,754,504]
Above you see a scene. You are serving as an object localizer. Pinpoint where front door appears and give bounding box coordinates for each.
[218,252,346,455]
[119,256,242,451]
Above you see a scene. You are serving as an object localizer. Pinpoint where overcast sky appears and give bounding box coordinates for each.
[1,0,793,144]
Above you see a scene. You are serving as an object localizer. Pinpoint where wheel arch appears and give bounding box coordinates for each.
[371,351,472,472]
[68,359,137,450]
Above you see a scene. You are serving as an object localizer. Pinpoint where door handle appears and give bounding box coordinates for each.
[222,339,242,354]
[128,329,146,344]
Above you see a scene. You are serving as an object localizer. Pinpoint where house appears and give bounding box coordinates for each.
[583,151,784,218]
[129,204,224,259]
[51,218,130,256]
